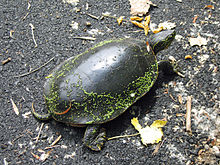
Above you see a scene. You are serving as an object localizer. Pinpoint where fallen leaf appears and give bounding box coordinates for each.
[143,15,150,36]
[158,21,176,30]
[39,150,53,162]
[129,0,156,16]
[117,16,124,25]
[131,21,144,28]
[152,21,176,33]
[10,98,19,115]
[178,95,183,104]
[193,15,198,23]
[31,152,40,160]
[152,27,163,33]
[22,111,32,118]
[203,5,214,9]
[189,34,208,46]
[185,55,192,60]
[130,16,143,21]
[131,117,167,146]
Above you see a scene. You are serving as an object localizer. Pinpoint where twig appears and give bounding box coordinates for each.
[186,96,192,132]
[22,13,29,20]
[1,57,11,65]
[108,133,140,141]
[14,57,55,78]
[50,135,62,146]
[29,23,38,48]
[34,123,44,143]
[9,30,15,39]
[152,137,166,155]
[86,13,99,20]
[72,36,96,40]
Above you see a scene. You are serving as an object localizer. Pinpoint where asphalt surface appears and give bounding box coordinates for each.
[0,0,219,164]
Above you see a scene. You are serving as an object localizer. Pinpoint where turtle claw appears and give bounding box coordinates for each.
[158,56,184,77]
[83,125,107,151]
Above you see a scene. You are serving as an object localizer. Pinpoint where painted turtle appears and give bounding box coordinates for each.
[33,30,180,151]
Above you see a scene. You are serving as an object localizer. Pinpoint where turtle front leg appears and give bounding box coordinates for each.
[83,124,107,151]
[158,57,184,77]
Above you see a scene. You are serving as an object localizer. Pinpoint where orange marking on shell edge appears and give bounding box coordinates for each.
[54,102,71,115]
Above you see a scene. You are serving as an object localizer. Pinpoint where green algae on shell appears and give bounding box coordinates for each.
[44,38,158,124]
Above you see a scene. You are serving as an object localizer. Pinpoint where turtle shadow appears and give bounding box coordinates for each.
[103,71,177,138]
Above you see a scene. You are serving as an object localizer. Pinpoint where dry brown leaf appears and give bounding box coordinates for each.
[10,98,19,115]
[129,0,156,16]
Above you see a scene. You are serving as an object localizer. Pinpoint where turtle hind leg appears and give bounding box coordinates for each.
[32,109,52,121]
[83,124,107,151]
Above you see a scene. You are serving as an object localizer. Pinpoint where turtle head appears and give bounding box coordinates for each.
[148,30,176,55]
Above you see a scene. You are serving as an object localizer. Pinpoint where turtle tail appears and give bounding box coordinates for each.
[32,103,52,120]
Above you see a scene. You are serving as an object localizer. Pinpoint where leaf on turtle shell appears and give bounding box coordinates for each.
[131,117,167,146]
[129,0,156,16]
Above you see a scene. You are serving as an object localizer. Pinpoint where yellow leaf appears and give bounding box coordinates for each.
[150,120,167,128]
[131,117,142,131]
[131,21,144,29]
[130,16,143,21]
[117,16,124,25]
[139,126,163,145]
[131,118,167,146]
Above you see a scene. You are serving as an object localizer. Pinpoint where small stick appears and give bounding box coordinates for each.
[34,123,44,143]
[86,13,99,20]
[186,96,192,132]
[14,57,55,78]
[29,23,38,48]
[50,135,62,146]
[2,57,11,65]
[152,137,166,155]
[72,36,96,40]
[108,133,139,141]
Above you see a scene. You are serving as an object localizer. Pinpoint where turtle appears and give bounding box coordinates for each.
[33,30,181,151]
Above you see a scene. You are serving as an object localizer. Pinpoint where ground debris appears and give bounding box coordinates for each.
[72,36,96,40]
[129,0,156,16]
[186,96,192,133]
[10,98,19,115]
[14,57,55,78]
[189,34,208,46]
[1,57,11,65]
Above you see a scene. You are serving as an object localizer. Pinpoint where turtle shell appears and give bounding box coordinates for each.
[44,38,158,125]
